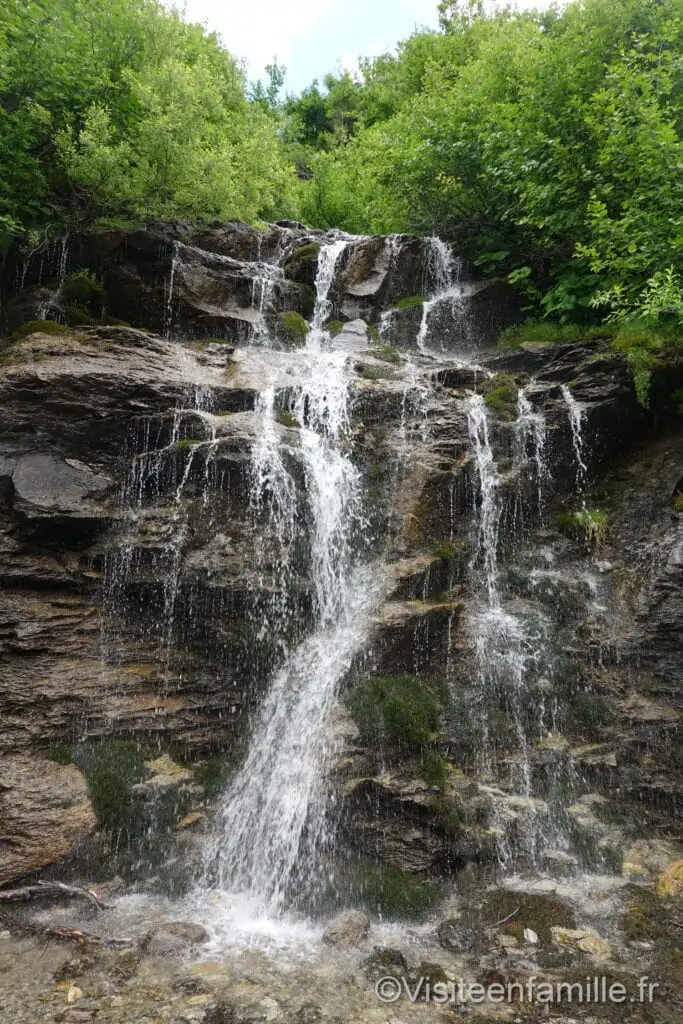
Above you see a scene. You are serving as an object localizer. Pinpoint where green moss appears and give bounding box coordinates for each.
[60,269,104,307]
[357,362,397,381]
[367,323,379,341]
[497,320,589,349]
[374,344,401,364]
[286,242,320,265]
[44,743,74,765]
[172,438,202,451]
[673,493,683,512]
[10,319,69,342]
[481,371,519,421]
[103,316,132,327]
[429,539,467,562]
[395,294,425,310]
[621,886,672,942]
[557,507,608,547]
[566,690,612,740]
[358,866,443,919]
[64,305,97,327]
[327,319,345,337]
[71,740,148,831]
[276,409,301,429]
[421,749,448,789]
[347,675,441,751]
[479,890,576,945]
[277,311,310,347]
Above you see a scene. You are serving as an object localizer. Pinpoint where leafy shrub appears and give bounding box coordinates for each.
[422,749,448,788]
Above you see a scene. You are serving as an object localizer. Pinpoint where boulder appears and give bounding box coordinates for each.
[0,756,96,885]
[322,910,370,949]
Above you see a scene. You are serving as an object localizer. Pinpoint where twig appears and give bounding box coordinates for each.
[43,927,133,948]
[492,905,521,928]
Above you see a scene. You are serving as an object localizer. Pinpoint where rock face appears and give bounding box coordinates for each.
[0,220,681,891]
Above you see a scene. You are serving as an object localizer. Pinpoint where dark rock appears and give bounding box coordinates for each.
[363,946,409,982]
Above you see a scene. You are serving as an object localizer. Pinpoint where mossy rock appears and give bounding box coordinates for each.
[60,269,105,308]
[347,675,441,751]
[276,409,301,429]
[358,866,443,919]
[421,749,448,789]
[621,885,674,942]
[172,438,203,451]
[295,282,316,318]
[356,362,397,381]
[103,316,132,327]
[367,324,380,341]
[276,311,310,348]
[10,319,69,343]
[373,344,402,364]
[283,243,320,285]
[480,371,518,421]
[395,294,425,310]
[327,320,345,337]
[565,690,612,740]
[429,539,467,563]
[71,740,149,831]
[478,890,576,945]
[557,507,608,547]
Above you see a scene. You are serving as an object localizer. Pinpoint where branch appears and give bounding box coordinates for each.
[0,881,108,912]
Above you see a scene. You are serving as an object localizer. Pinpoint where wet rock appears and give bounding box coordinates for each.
[322,910,370,949]
[621,839,682,881]
[141,920,210,955]
[363,947,409,982]
[0,755,96,885]
[551,927,613,961]
[436,918,479,954]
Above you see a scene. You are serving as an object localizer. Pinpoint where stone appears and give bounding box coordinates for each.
[621,839,682,881]
[436,918,479,954]
[551,928,612,961]
[141,921,210,955]
[363,947,409,982]
[0,756,96,885]
[322,910,370,949]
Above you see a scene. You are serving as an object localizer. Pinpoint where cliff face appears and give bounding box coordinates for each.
[0,223,680,897]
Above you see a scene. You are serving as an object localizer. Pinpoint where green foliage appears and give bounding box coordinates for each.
[10,319,69,342]
[276,311,310,347]
[498,321,594,349]
[275,409,301,429]
[0,0,297,249]
[347,675,441,751]
[294,0,682,322]
[557,507,608,547]
[64,306,97,327]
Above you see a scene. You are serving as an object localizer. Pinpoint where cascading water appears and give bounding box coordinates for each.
[561,383,588,490]
[202,237,387,917]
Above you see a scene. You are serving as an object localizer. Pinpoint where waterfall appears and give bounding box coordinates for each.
[203,237,386,915]
[467,394,502,607]
[515,387,550,516]
[416,237,460,351]
[561,384,588,490]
